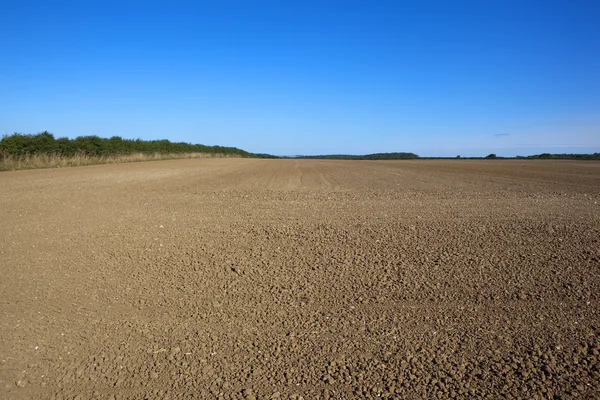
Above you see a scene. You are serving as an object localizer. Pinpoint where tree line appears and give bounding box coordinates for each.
[0,131,274,158]
[522,153,600,160]
[295,152,419,160]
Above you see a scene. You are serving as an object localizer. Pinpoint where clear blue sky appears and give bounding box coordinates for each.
[1,0,599,157]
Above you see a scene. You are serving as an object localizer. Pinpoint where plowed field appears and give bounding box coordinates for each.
[1,159,599,399]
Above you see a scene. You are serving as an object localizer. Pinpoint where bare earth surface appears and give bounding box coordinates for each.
[1,159,599,400]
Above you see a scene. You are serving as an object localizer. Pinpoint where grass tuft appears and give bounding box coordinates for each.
[0,152,239,171]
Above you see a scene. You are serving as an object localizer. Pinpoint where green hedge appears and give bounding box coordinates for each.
[0,131,270,158]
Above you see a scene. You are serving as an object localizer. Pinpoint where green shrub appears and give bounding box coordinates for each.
[0,131,271,158]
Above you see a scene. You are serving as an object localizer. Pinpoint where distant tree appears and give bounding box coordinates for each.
[485,153,497,159]
[296,152,419,160]
[456,155,461,158]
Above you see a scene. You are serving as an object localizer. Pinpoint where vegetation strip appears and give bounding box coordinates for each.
[0,132,276,171]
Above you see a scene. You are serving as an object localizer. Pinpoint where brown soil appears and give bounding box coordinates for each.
[1,159,599,399]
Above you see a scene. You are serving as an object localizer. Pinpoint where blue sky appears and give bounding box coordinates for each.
[1,0,599,156]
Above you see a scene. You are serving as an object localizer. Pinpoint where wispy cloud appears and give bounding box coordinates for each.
[493,133,510,137]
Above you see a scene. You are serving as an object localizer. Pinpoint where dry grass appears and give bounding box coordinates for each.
[0,152,239,171]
